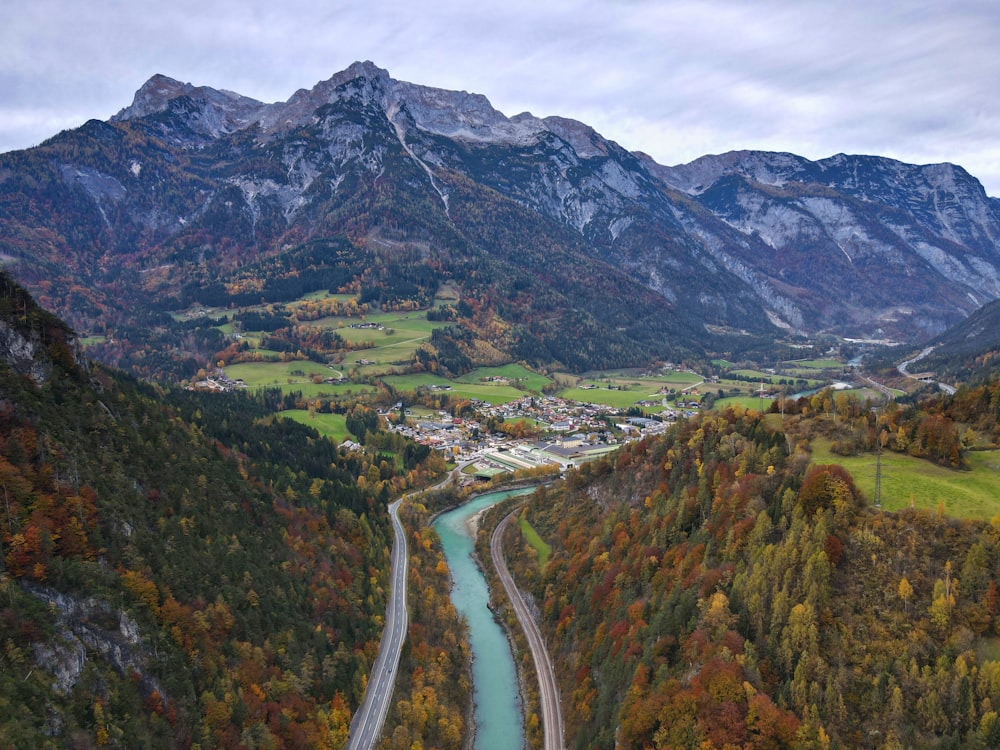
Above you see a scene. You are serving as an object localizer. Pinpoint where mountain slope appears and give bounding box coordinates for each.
[3,62,1000,376]
[0,270,413,746]
[504,406,1000,748]
[912,297,1000,381]
[648,151,1000,337]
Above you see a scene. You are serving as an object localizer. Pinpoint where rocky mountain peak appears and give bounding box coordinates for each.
[542,116,608,159]
[112,74,194,121]
[112,73,265,138]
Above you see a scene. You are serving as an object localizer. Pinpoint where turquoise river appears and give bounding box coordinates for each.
[433,487,536,750]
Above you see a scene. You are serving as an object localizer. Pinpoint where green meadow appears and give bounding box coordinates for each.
[788,358,845,370]
[379,373,527,405]
[713,395,772,412]
[456,364,552,392]
[223,361,374,399]
[811,439,1000,521]
[279,410,351,443]
[559,385,660,409]
[558,369,704,409]
[519,515,552,568]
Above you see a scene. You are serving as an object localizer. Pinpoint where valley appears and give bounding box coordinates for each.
[4,58,1000,749]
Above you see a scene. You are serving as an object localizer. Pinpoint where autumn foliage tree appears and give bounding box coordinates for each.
[502,404,1000,749]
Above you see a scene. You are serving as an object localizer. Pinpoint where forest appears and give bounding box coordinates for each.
[0,271,448,747]
[501,388,1000,749]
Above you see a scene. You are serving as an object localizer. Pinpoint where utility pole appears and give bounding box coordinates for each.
[874,428,886,509]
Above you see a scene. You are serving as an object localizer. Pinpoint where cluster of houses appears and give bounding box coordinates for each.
[383,394,678,480]
[188,369,247,392]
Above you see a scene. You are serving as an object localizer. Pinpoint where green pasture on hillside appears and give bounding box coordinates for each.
[519,515,552,568]
[226,360,335,383]
[559,386,659,409]
[223,361,374,399]
[280,410,351,443]
[787,358,845,370]
[810,439,1000,520]
[558,370,704,409]
[731,369,782,382]
[713,395,772,412]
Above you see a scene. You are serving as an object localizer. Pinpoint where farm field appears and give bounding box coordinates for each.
[223,361,374,399]
[713,395,773,412]
[787,358,845,370]
[557,369,705,408]
[729,369,823,388]
[380,373,527,405]
[456,364,552,392]
[810,439,1000,520]
[559,385,665,410]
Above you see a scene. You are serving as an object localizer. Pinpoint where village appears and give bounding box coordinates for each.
[188,368,703,480]
[381,393,695,481]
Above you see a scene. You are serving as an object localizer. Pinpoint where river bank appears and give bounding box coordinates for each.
[433,487,536,750]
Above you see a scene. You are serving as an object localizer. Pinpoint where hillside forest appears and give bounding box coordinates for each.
[502,382,1000,749]
[0,271,455,747]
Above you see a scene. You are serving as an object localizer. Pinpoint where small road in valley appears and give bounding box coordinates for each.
[346,498,408,750]
[492,510,565,750]
[898,345,957,395]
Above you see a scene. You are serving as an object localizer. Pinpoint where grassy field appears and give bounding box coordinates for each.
[379,373,528,405]
[226,360,335,382]
[810,439,1000,520]
[714,395,772,412]
[223,361,375,399]
[279,410,351,443]
[788,358,845,370]
[731,369,784,382]
[557,370,703,409]
[519,515,552,567]
[559,385,661,409]
[351,320,448,376]
[223,300,453,385]
[456,364,552,392]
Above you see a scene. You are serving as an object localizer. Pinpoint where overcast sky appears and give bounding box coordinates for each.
[3,0,999,195]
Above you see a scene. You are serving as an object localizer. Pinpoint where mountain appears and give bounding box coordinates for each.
[911,297,1000,381]
[650,151,1000,337]
[3,62,1000,376]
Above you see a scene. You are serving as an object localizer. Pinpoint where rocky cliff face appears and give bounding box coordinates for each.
[25,583,165,701]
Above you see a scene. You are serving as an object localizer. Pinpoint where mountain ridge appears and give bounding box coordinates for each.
[4,61,1000,376]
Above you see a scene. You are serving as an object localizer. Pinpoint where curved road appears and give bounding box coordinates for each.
[492,510,565,750]
[346,498,408,750]
[898,345,957,395]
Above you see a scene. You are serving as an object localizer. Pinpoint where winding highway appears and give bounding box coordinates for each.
[492,510,565,750]
[346,498,408,750]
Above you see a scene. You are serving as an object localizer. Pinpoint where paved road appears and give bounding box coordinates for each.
[345,466,467,749]
[897,345,957,395]
[492,510,565,750]
[346,498,408,750]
